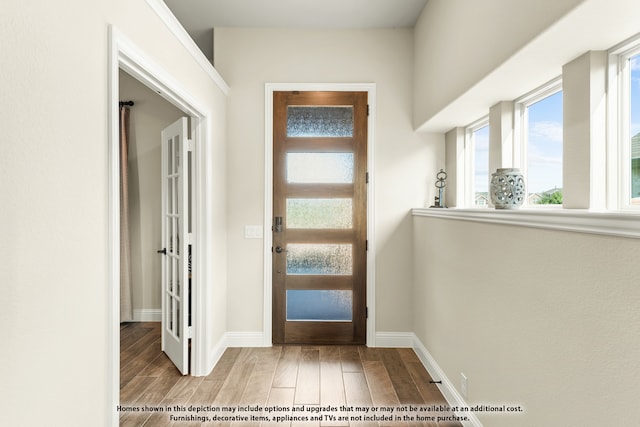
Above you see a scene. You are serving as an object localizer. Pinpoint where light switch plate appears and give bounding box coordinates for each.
[244,225,263,239]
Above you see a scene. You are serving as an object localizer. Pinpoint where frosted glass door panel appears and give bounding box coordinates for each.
[287,198,352,229]
[287,106,353,137]
[287,244,352,275]
[273,91,367,344]
[287,290,352,321]
[287,153,353,183]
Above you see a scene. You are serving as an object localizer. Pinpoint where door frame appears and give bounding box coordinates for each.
[108,26,214,423]
[263,83,377,346]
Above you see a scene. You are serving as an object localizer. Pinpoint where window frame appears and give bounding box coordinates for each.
[464,116,490,208]
[419,34,640,238]
[608,34,640,211]
[514,77,563,208]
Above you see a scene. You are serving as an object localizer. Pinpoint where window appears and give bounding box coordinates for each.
[608,34,640,210]
[465,119,490,207]
[516,79,563,206]
[430,32,640,239]
[622,49,640,206]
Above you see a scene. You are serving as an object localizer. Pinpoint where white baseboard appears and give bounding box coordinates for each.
[132,308,162,322]
[411,335,482,427]
[201,332,267,377]
[205,333,229,376]
[375,332,415,347]
[204,331,267,375]
[224,331,267,348]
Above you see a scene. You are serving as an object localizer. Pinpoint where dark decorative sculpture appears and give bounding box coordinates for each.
[430,169,447,208]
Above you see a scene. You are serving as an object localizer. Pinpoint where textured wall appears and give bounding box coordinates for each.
[413,216,640,426]
[214,28,442,335]
[0,1,228,424]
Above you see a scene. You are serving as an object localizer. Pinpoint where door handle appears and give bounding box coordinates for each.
[157,248,167,255]
[274,246,288,253]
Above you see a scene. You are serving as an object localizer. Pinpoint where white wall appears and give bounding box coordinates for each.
[413,0,640,133]
[214,28,442,335]
[413,0,584,130]
[5,0,639,425]
[411,1,640,425]
[0,1,227,425]
[413,217,640,426]
[119,70,184,316]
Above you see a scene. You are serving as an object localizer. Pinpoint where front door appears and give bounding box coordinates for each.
[160,117,190,374]
[272,91,368,345]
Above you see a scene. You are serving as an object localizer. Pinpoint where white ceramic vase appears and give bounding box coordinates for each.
[490,168,525,209]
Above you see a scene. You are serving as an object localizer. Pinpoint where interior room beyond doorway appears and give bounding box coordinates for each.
[118,70,184,324]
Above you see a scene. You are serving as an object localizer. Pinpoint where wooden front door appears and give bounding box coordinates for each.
[272,91,368,345]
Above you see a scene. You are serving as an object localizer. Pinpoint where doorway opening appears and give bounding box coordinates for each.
[109,26,215,426]
[118,70,192,381]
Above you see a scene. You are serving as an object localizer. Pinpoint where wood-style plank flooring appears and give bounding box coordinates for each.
[120,322,463,427]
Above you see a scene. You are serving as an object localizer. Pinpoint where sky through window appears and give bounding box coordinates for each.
[526,91,563,195]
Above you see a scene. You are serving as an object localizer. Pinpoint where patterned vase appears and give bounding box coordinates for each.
[490,168,526,209]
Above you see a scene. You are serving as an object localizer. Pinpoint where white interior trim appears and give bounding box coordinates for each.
[132,309,162,322]
[608,34,640,212]
[264,83,377,346]
[411,335,482,427]
[224,331,267,348]
[207,334,229,376]
[108,25,217,426]
[144,0,230,95]
[107,27,120,427]
[375,332,414,348]
[464,116,490,208]
[413,207,640,239]
[207,332,266,372]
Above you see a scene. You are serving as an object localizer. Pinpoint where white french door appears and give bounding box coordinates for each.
[160,117,190,375]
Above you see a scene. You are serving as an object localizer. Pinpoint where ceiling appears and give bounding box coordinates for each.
[163,0,429,60]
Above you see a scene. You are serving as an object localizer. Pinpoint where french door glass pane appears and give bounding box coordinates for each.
[287,106,353,137]
[168,177,174,214]
[167,293,174,331]
[168,138,173,176]
[170,257,176,293]
[167,217,173,256]
[176,249,181,295]
[172,178,177,214]
[287,153,353,183]
[286,244,352,275]
[287,198,352,229]
[173,135,180,174]
[176,304,180,338]
[286,290,352,321]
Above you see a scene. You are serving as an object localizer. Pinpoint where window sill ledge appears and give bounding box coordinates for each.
[412,207,640,239]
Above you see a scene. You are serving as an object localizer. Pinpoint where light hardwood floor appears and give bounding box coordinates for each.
[120,322,462,427]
